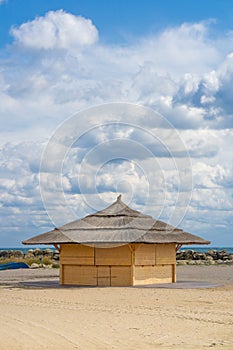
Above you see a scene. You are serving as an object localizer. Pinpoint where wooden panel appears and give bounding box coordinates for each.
[97,266,111,286]
[111,266,132,286]
[63,265,97,285]
[155,244,176,264]
[60,244,94,265]
[133,266,156,285]
[95,245,131,266]
[134,244,155,265]
[61,257,93,265]
[155,265,173,283]
[133,265,173,285]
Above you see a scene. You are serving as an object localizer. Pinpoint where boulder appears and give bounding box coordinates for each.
[195,260,205,265]
[205,255,214,261]
[176,260,188,265]
[207,260,215,265]
[11,250,24,258]
[206,249,217,255]
[53,253,60,261]
[45,248,54,256]
[30,263,40,269]
[0,250,10,258]
[33,248,42,256]
[187,260,196,265]
[25,252,34,258]
[193,253,204,260]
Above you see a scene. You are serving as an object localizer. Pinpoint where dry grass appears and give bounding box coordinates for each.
[0,256,58,267]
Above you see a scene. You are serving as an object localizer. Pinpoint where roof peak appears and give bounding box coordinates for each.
[88,194,144,217]
[116,194,122,202]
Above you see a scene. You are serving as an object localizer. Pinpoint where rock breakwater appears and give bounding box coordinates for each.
[176,249,233,265]
[1,248,233,268]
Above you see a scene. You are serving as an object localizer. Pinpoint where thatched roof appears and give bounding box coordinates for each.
[22,195,210,245]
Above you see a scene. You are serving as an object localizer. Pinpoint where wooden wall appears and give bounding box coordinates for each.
[60,244,132,286]
[134,243,176,265]
[59,243,176,286]
[60,244,94,265]
[95,245,131,266]
[133,243,176,284]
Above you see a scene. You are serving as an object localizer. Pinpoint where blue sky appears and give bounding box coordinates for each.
[0,0,233,247]
[1,0,233,47]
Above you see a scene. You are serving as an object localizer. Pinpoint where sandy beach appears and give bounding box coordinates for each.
[0,265,232,350]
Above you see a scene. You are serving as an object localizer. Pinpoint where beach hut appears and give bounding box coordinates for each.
[23,195,210,286]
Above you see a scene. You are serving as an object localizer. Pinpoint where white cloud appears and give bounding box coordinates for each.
[1,17,233,136]
[11,10,98,50]
[0,12,233,245]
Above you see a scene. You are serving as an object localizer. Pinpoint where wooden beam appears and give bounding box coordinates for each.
[176,244,183,252]
[53,244,60,252]
[128,244,135,265]
[128,243,142,252]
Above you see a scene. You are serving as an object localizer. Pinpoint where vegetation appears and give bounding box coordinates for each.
[0,254,60,268]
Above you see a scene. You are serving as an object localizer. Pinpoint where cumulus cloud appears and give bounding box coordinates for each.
[11,10,98,50]
[1,16,233,135]
[0,12,233,245]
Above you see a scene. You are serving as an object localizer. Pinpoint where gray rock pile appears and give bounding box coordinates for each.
[176,249,233,265]
[25,248,60,261]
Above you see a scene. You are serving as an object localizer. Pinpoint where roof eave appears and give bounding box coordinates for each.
[22,239,211,245]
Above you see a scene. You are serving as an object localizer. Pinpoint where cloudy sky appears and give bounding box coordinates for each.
[0,0,232,247]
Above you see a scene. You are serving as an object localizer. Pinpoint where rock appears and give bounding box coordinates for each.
[25,252,34,259]
[33,248,42,256]
[45,248,54,256]
[187,260,196,265]
[30,263,40,269]
[176,260,188,265]
[195,260,205,265]
[205,255,214,261]
[12,250,24,258]
[0,250,10,258]
[206,249,217,255]
[46,248,53,253]
[207,260,215,265]
[217,259,224,264]
[223,256,230,260]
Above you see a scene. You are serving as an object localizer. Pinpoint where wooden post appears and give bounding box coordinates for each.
[60,264,64,285]
[128,244,142,286]
[172,264,176,283]
[128,244,135,286]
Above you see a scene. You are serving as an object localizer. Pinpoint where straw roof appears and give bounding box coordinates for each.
[23,195,210,245]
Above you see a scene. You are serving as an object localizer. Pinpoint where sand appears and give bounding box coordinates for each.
[0,265,232,350]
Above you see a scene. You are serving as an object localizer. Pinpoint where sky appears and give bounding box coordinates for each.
[0,0,233,247]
